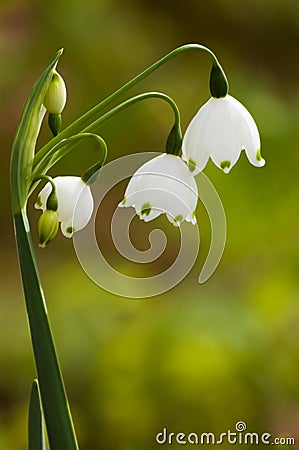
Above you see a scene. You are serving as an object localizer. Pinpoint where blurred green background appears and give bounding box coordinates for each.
[1,0,299,448]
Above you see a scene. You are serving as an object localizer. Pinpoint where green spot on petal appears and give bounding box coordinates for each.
[220,160,231,172]
[188,158,197,173]
[140,202,152,216]
[256,149,262,162]
[66,226,74,235]
[174,214,183,224]
[36,196,42,208]
[121,196,126,205]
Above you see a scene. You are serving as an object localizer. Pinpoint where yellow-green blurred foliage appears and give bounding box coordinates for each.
[1,0,299,449]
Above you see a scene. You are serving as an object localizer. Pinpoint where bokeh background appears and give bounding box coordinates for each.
[1,0,299,448]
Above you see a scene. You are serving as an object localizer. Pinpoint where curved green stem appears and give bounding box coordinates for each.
[31,133,107,193]
[36,43,225,167]
[83,91,180,133]
[31,174,56,192]
[32,92,179,188]
[65,43,219,133]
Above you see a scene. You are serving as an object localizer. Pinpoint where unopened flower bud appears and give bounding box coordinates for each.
[38,210,59,248]
[43,71,67,114]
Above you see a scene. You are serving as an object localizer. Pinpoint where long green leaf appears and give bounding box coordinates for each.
[28,380,45,450]
[15,213,78,450]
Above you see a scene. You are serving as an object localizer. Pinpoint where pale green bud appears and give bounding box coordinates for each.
[43,71,67,114]
[38,210,59,248]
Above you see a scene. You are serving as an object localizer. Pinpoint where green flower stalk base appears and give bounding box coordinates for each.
[10,44,264,449]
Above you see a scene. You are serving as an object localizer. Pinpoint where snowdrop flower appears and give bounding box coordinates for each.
[182,94,265,174]
[119,154,198,226]
[35,176,94,237]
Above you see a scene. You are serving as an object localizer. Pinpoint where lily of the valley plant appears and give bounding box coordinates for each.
[10,43,265,450]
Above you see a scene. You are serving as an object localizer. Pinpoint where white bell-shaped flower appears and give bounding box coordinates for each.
[182,94,265,174]
[119,154,198,226]
[35,176,94,237]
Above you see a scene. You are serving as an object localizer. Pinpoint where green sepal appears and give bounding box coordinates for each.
[166,123,182,156]
[46,188,58,211]
[209,62,229,98]
[28,380,46,450]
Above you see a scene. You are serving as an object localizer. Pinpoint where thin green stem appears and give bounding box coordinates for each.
[36,43,223,167]
[31,92,179,190]
[82,91,180,133]
[31,174,56,192]
[31,133,107,192]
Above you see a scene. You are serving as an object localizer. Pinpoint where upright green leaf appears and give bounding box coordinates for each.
[28,380,45,450]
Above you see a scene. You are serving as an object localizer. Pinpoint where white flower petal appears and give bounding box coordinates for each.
[60,218,74,238]
[36,176,94,238]
[182,94,265,173]
[120,154,198,226]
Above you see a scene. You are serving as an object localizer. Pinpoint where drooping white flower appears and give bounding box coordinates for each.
[119,154,198,226]
[35,176,94,237]
[182,94,265,174]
